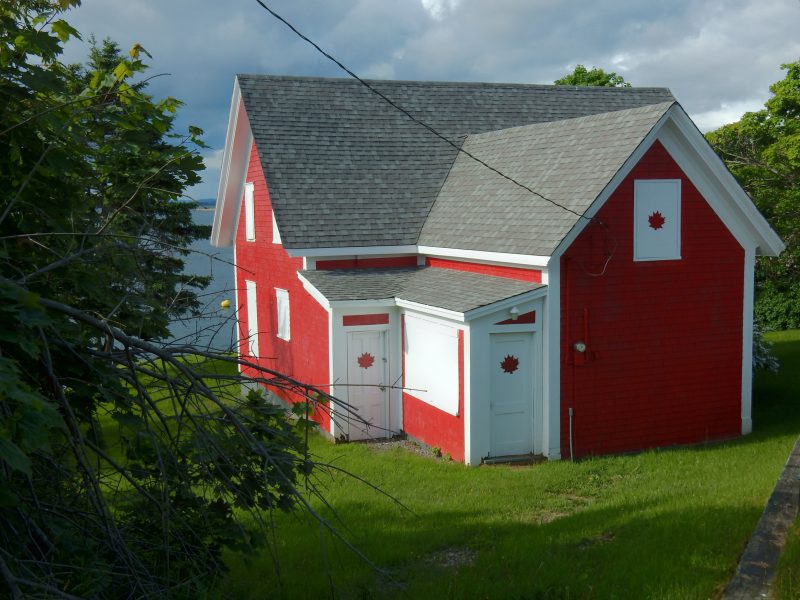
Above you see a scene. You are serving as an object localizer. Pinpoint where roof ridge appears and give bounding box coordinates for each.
[465,100,676,140]
[236,73,672,93]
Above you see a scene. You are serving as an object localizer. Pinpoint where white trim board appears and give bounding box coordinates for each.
[296,272,331,310]
[212,78,253,248]
[283,244,552,268]
[464,287,548,322]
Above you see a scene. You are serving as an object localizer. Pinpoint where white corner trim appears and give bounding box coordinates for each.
[741,245,755,435]
[211,78,253,248]
[296,272,331,310]
[233,243,242,373]
[542,260,561,459]
[462,327,473,464]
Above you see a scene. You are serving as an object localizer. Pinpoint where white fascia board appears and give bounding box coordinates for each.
[664,106,784,257]
[211,78,253,248]
[285,244,552,269]
[329,299,397,309]
[418,246,551,268]
[285,245,418,258]
[296,272,331,311]
[551,105,675,258]
[394,298,465,322]
[463,287,549,321]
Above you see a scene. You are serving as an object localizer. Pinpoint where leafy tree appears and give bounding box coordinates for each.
[554,64,631,88]
[706,60,800,329]
[0,2,364,597]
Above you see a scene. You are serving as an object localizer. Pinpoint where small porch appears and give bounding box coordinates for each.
[298,265,548,465]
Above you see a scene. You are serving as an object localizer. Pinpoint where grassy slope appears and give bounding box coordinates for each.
[225,331,800,600]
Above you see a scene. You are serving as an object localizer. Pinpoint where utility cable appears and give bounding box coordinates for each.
[253,0,591,222]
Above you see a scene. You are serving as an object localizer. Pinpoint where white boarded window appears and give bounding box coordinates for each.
[244,182,255,241]
[272,210,281,244]
[634,179,681,261]
[404,313,459,415]
[245,280,259,356]
[276,288,290,341]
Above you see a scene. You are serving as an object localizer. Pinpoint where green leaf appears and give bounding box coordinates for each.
[51,20,80,43]
[113,61,133,81]
[0,437,31,476]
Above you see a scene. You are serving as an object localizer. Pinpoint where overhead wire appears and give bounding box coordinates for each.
[253,0,592,222]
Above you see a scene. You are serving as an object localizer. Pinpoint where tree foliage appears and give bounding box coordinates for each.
[706,60,800,329]
[554,64,631,88]
[0,3,363,597]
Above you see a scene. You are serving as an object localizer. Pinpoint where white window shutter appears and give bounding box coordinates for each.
[633,179,681,261]
[276,288,290,341]
[244,182,255,241]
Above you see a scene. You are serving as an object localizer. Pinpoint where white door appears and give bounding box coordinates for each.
[490,332,534,456]
[346,331,388,440]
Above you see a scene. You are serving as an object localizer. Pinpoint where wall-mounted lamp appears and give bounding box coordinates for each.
[574,341,587,353]
[509,306,520,320]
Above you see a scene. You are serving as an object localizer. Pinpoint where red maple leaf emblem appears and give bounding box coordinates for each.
[357,352,375,369]
[648,210,666,230]
[500,354,519,374]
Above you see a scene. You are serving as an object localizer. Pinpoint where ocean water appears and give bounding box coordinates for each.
[168,209,238,351]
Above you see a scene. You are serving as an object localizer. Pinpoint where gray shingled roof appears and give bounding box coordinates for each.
[300,267,543,313]
[418,102,674,256]
[237,75,674,250]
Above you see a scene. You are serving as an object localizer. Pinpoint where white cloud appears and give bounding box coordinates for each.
[692,99,765,132]
[362,61,396,79]
[420,0,461,21]
[57,0,800,177]
[203,149,225,172]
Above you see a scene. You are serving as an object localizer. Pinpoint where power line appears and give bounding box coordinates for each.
[253,0,591,222]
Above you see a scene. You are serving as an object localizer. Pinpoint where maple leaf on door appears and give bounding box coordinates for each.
[648,210,666,230]
[500,354,519,374]
[357,352,375,369]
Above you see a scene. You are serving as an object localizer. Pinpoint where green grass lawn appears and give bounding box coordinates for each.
[224,331,800,599]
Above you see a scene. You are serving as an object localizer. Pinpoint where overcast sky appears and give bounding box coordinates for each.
[62,0,800,200]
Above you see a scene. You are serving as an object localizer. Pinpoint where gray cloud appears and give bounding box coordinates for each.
[61,0,800,199]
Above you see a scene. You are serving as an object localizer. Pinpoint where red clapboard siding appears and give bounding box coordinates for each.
[426,257,542,282]
[560,141,744,458]
[495,311,536,325]
[342,314,390,326]
[401,317,465,462]
[235,142,331,431]
[316,256,418,270]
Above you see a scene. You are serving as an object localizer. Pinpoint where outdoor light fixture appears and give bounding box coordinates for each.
[509,306,520,320]
[574,341,587,353]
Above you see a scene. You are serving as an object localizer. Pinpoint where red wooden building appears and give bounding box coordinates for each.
[211,76,783,464]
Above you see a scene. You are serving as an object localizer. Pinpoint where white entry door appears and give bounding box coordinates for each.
[346,331,388,440]
[489,332,534,456]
